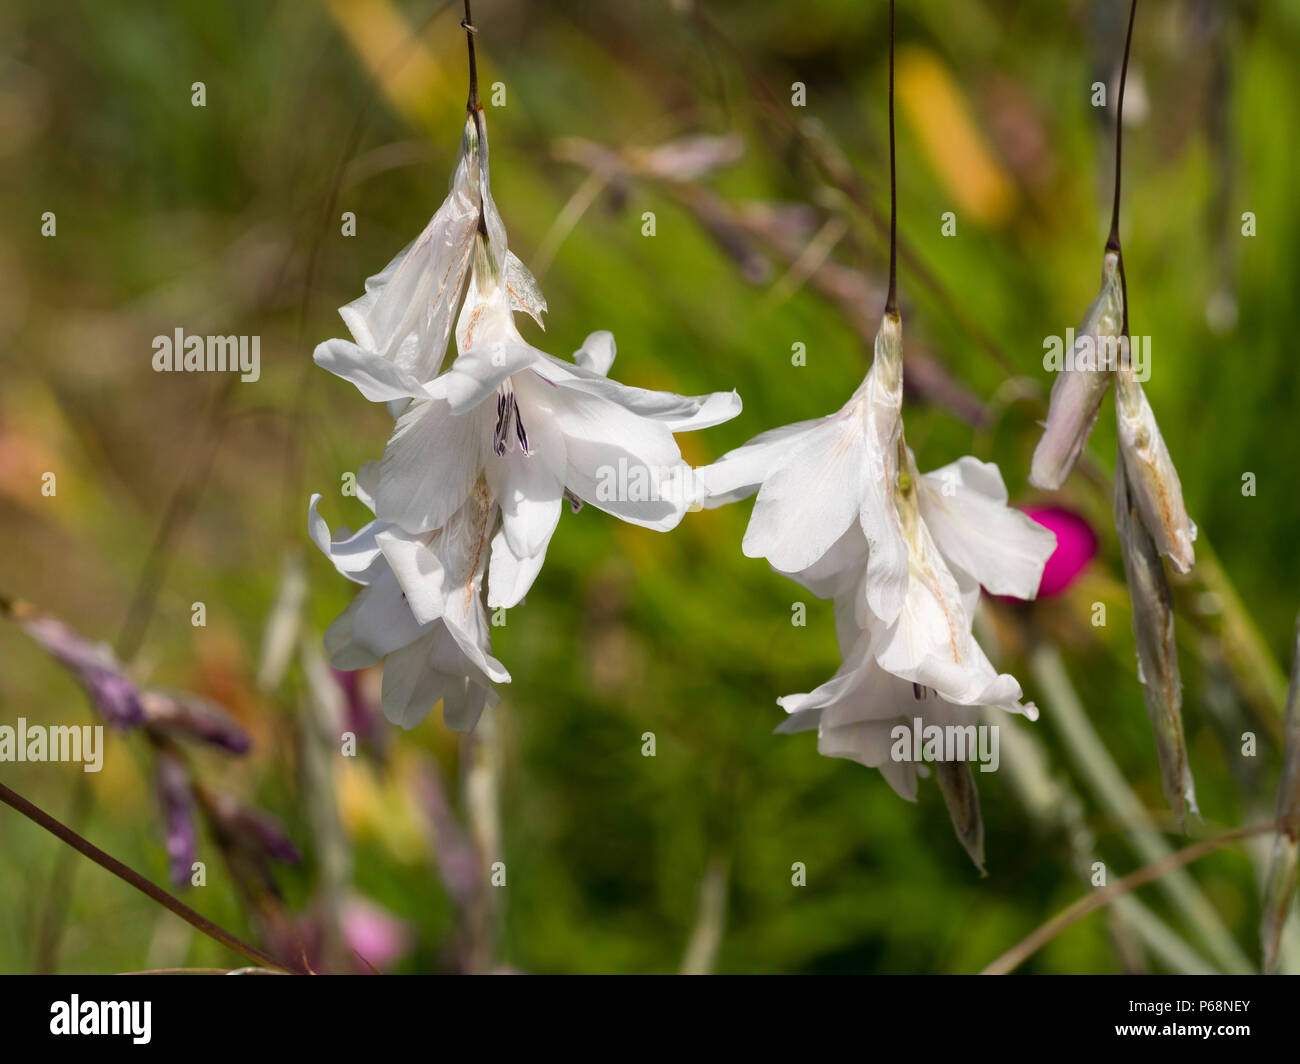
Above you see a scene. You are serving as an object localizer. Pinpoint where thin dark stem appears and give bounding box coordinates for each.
[0,781,300,974]
[884,0,898,316]
[1106,0,1138,255]
[463,0,479,113]
[1107,0,1137,339]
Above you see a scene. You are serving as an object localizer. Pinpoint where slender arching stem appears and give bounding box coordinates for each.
[0,781,301,974]
[982,819,1276,975]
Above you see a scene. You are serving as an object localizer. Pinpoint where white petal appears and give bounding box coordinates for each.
[380,637,447,729]
[377,399,484,533]
[773,522,868,600]
[487,375,566,557]
[874,550,1030,716]
[355,461,381,513]
[487,528,548,609]
[313,338,432,403]
[691,418,824,508]
[506,252,547,327]
[351,569,431,659]
[323,597,380,670]
[540,346,742,433]
[441,678,493,733]
[307,495,384,584]
[549,382,688,530]
[375,526,446,626]
[743,416,865,573]
[441,583,510,686]
[574,330,616,376]
[918,456,1056,600]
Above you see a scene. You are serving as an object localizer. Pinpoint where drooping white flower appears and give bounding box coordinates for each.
[309,104,742,729]
[773,454,1050,795]
[308,464,505,732]
[1029,251,1124,491]
[697,311,1054,799]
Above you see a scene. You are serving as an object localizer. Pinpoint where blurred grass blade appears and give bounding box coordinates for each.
[1261,613,1300,973]
[1113,454,1197,829]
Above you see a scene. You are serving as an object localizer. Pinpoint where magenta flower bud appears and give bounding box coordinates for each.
[1021,506,1098,597]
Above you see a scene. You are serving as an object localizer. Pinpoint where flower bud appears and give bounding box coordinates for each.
[935,759,986,875]
[1114,365,1197,573]
[1113,454,1198,828]
[1029,252,1123,490]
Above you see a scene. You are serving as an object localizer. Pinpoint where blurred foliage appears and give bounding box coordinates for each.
[0,0,1298,974]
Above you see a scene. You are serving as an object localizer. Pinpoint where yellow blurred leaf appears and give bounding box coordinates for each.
[896,46,1016,227]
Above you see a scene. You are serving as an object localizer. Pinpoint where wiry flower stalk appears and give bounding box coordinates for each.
[696,0,1053,865]
[310,11,739,732]
[1030,0,1199,822]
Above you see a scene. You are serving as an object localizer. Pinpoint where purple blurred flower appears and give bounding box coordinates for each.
[14,611,144,728]
[207,791,302,866]
[1022,506,1097,597]
[155,751,199,887]
[140,690,251,754]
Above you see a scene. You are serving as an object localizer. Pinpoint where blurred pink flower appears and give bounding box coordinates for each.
[343,897,412,971]
[1022,506,1097,596]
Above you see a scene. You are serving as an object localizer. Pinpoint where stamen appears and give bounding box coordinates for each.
[563,488,583,514]
[512,394,531,455]
[493,390,513,456]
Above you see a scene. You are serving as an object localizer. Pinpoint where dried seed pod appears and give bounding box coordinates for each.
[1114,364,1197,573]
[1113,453,1198,828]
[1029,252,1123,490]
[935,758,986,875]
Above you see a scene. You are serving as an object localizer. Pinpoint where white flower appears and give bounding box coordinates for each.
[307,464,504,731]
[697,311,1055,794]
[774,456,1050,797]
[1029,251,1124,490]
[309,105,742,729]
[374,268,741,606]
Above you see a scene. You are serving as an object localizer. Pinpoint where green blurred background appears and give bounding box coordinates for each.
[1,0,1298,974]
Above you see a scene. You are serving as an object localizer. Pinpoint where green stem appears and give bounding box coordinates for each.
[983,819,1276,975]
[1030,642,1253,973]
